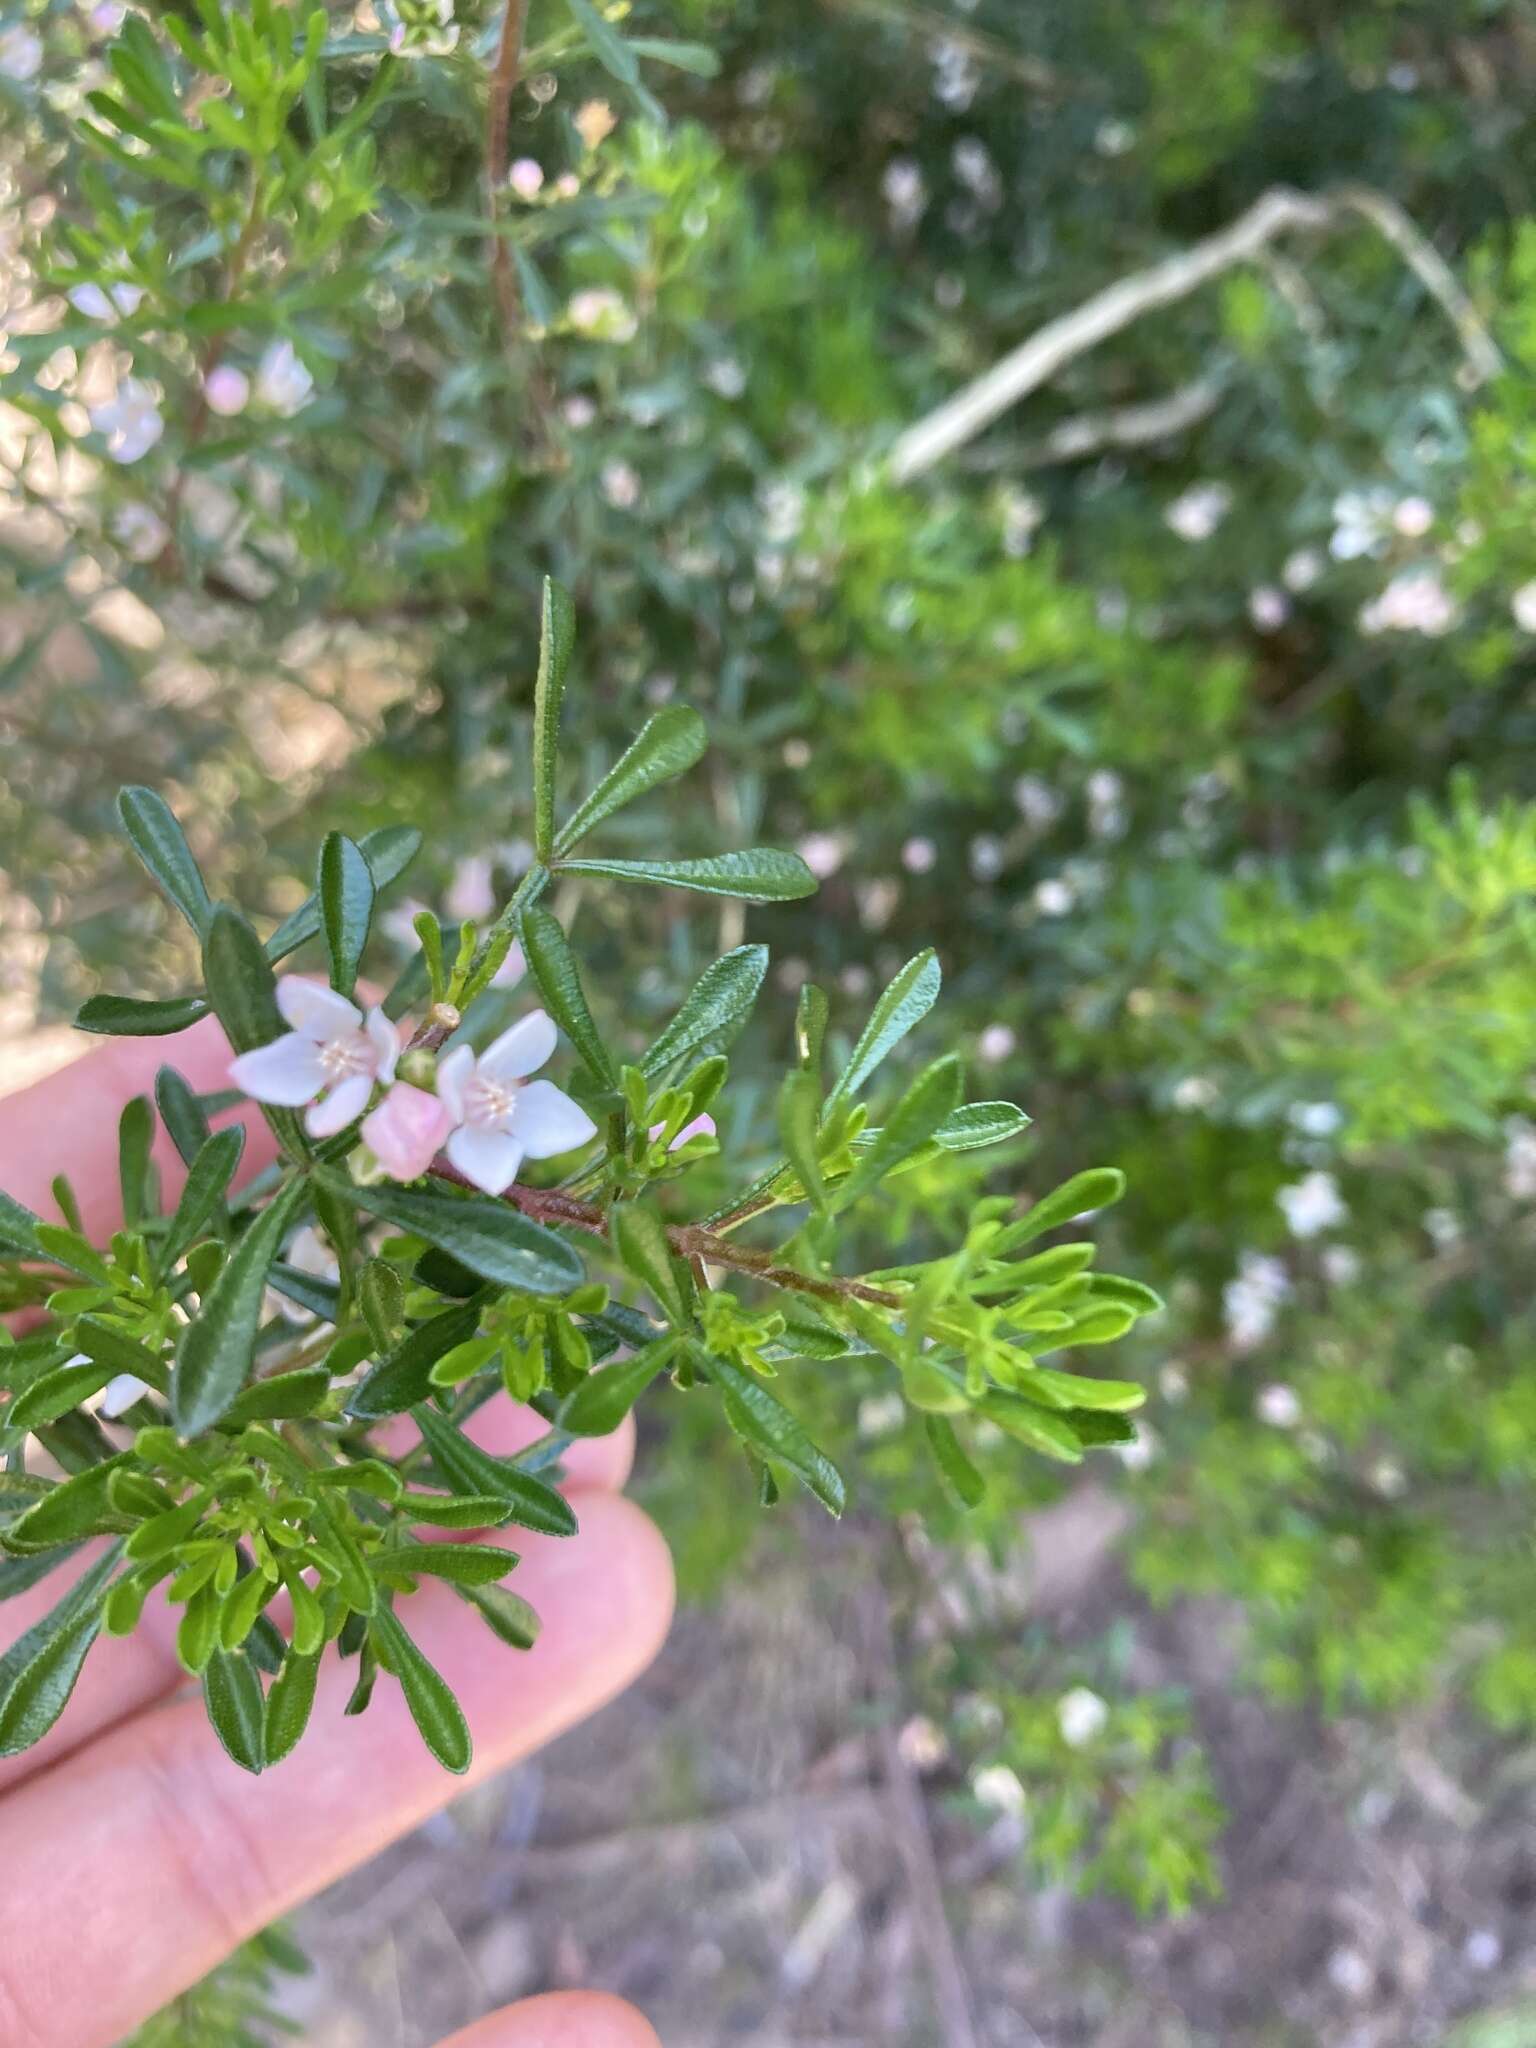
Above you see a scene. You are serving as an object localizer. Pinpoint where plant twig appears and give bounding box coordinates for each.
[485,0,534,349]
[891,183,1503,481]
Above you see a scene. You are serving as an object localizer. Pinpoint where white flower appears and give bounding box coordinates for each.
[564,394,597,429]
[1359,569,1458,637]
[1321,1245,1361,1287]
[1113,1422,1158,1471]
[1223,1252,1290,1350]
[1277,1169,1347,1238]
[1393,495,1433,537]
[1257,1382,1302,1428]
[508,157,545,200]
[228,979,399,1138]
[1056,1686,1109,1748]
[1172,1075,1217,1111]
[89,378,164,464]
[1165,483,1231,543]
[971,1763,1026,1816]
[970,835,1003,880]
[111,501,168,562]
[89,1,125,31]
[567,287,638,342]
[1248,585,1289,632]
[1033,877,1074,917]
[881,158,926,227]
[100,1372,151,1418]
[1511,580,1536,633]
[901,836,936,874]
[1282,547,1323,591]
[1288,1100,1342,1138]
[445,853,496,923]
[704,356,746,398]
[1012,775,1061,829]
[1095,117,1135,156]
[1330,488,1395,561]
[857,1391,905,1438]
[0,23,43,79]
[255,339,314,416]
[977,1023,1016,1064]
[204,364,250,416]
[436,1009,597,1195]
[797,832,845,879]
[897,1715,948,1771]
[1503,1117,1536,1200]
[1422,1206,1461,1251]
[69,280,143,321]
[600,459,640,509]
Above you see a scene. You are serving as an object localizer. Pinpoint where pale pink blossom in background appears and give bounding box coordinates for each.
[797,832,845,880]
[1257,1383,1302,1428]
[977,1023,1016,1064]
[901,836,936,874]
[89,379,164,463]
[1164,482,1231,543]
[204,365,250,416]
[256,338,314,416]
[508,157,545,199]
[361,1083,452,1181]
[445,853,496,923]
[1359,569,1458,637]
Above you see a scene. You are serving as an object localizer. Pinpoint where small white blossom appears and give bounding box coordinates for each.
[1330,488,1395,561]
[1165,482,1231,543]
[797,831,845,880]
[1012,775,1061,829]
[69,280,143,321]
[508,157,545,200]
[1359,569,1458,637]
[1503,1117,1536,1200]
[1033,877,1074,917]
[1277,1169,1347,1238]
[881,158,926,227]
[600,458,641,509]
[567,286,638,343]
[1422,1206,1461,1251]
[1282,546,1323,591]
[1172,1075,1217,1111]
[204,364,250,416]
[1094,117,1135,156]
[563,394,596,429]
[971,1764,1026,1816]
[1224,1251,1290,1350]
[1257,1382,1302,1428]
[901,836,936,874]
[704,356,746,398]
[857,1391,905,1438]
[1056,1686,1109,1748]
[896,1715,948,1771]
[89,378,164,463]
[1511,580,1536,633]
[1465,1929,1502,1972]
[970,835,1003,881]
[1321,1245,1361,1287]
[436,1010,597,1194]
[0,22,43,79]
[229,979,399,1137]
[1249,585,1289,632]
[977,1023,1016,1064]
[111,501,168,562]
[445,853,496,923]
[256,339,314,416]
[1288,1100,1342,1138]
[1393,494,1434,537]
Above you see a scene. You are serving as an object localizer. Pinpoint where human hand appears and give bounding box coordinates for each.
[0,1019,674,2048]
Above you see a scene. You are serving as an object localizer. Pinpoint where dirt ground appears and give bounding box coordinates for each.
[281,1493,1536,2048]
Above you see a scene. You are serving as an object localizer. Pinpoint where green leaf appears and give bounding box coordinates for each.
[374,1543,516,1589]
[359,1257,405,1351]
[532,576,578,863]
[117,787,214,936]
[400,1492,515,1530]
[828,950,941,1107]
[155,1065,212,1166]
[557,1340,672,1437]
[626,35,720,74]
[795,984,828,1074]
[203,1649,266,1774]
[318,831,375,999]
[161,1125,245,1267]
[371,1603,471,1774]
[567,0,639,83]
[777,1069,827,1214]
[521,909,617,1087]
[998,1169,1127,1250]
[1084,1273,1165,1315]
[172,1180,306,1437]
[560,849,817,903]
[412,1405,577,1537]
[2,1457,131,1554]
[263,1648,321,1765]
[265,825,422,965]
[976,1390,1085,1463]
[330,1175,584,1296]
[0,1549,120,1759]
[0,1189,45,1258]
[555,706,707,854]
[347,1300,486,1419]
[117,1096,155,1227]
[1026,1367,1145,1412]
[460,1581,541,1650]
[223,1368,333,1424]
[833,1055,963,1212]
[925,1414,986,1508]
[72,1317,164,1386]
[76,993,209,1038]
[8,1358,117,1432]
[698,1349,845,1516]
[203,906,301,1161]
[610,1203,689,1326]
[641,945,768,1076]
[932,1101,1032,1150]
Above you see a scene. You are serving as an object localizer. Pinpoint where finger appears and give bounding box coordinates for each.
[0,1014,279,1238]
[0,1405,635,1795]
[436,1993,661,2048]
[0,1491,673,2048]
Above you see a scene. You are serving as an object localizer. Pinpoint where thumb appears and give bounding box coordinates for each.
[436,1992,661,2047]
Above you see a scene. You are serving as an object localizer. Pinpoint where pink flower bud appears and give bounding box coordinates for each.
[649,1112,716,1152]
[361,1083,452,1182]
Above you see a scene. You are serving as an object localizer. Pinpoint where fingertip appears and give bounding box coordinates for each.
[437,1992,661,2048]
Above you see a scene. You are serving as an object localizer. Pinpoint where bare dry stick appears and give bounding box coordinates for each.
[891,184,1503,481]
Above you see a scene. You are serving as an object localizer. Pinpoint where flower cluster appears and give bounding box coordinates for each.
[229,980,597,1194]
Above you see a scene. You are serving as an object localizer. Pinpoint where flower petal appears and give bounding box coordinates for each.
[478,1009,558,1084]
[276,978,362,1040]
[361,1083,452,1182]
[99,1374,151,1420]
[512,1079,599,1160]
[446,1122,525,1196]
[305,1071,373,1138]
[435,1044,475,1124]
[229,1033,327,1106]
[365,1006,401,1083]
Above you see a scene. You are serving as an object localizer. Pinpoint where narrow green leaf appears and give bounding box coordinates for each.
[640,945,768,1076]
[76,993,209,1038]
[118,787,214,936]
[997,1169,1127,1251]
[400,1492,515,1529]
[532,576,578,863]
[521,909,617,1087]
[223,1368,333,1424]
[698,1349,845,1516]
[0,1189,46,1257]
[460,1581,541,1650]
[925,1415,986,1508]
[833,1055,963,1212]
[203,1649,266,1773]
[161,1125,245,1267]
[828,949,941,1107]
[2,1457,132,1555]
[976,1389,1085,1463]
[626,35,720,74]
[412,1405,577,1536]
[777,1070,826,1214]
[318,831,375,999]
[73,1317,165,1386]
[1026,1367,1145,1412]
[1084,1273,1165,1315]
[8,1358,116,1432]
[330,1174,584,1296]
[554,706,707,854]
[795,984,828,1075]
[0,1549,120,1759]
[347,1300,486,1419]
[359,1257,405,1352]
[371,1603,471,1774]
[373,1542,516,1589]
[264,1648,321,1765]
[557,1340,672,1437]
[567,0,639,80]
[202,904,283,1056]
[265,825,422,964]
[932,1101,1032,1151]
[172,1180,305,1437]
[117,1096,155,1227]
[155,1066,212,1166]
[560,849,817,902]
[610,1203,689,1326]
